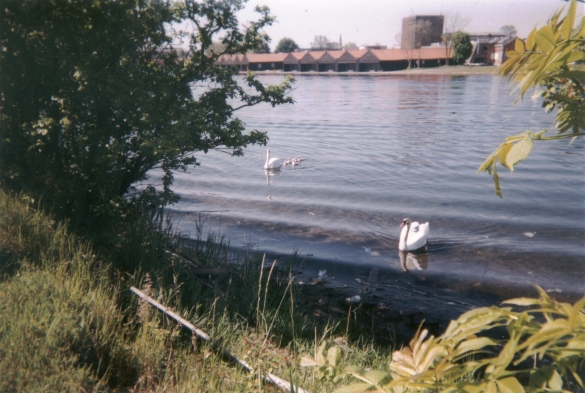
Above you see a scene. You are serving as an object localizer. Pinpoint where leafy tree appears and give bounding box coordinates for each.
[500,24,518,38]
[252,33,271,53]
[402,20,432,67]
[478,0,585,196]
[0,0,293,232]
[343,42,358,50]
[275,37,299,53]
[310,35,337,50]
[442,12,471,65]
[451,31,472,65]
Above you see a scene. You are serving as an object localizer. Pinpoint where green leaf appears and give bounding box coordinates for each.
[478,152,496,173]
[327,346,342,366]
[549,369,563,391]
[494,333,519,371]
[560,0,577,40]
[300,356,320,367]
[530,366,563,391]
[565,49,585,65]
[506,135,534,170]
[497,143,513,170]
[456,381,487,393]
[454,337,497,357]
[502,297,543,306]
[333,382,373,393]
[344,365,364,374]
[497,377,525,393]
[315,341,327,364]
[514,39,525,53]
[525,28,537,51]
[530,366,555,389]
[364,370,391,385]
[534,26,556,52]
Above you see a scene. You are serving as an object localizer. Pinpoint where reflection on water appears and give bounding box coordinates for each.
[398,250,429,272]
[264,168,281,185]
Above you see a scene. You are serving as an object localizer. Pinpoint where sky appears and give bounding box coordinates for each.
[235,0,585,50]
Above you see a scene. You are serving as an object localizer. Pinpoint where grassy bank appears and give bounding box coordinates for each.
[1,190,583,392]
[0,191,389,392]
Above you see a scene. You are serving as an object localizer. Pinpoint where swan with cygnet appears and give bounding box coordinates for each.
[399,218,429,251]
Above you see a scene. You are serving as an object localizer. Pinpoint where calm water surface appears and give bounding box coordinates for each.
[167,74,585,297]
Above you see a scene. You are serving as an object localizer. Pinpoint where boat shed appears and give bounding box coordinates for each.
[328,50,357,72]
[213,47,453,73]
[348,50,380,72]
[415,47,453,67]
[283,51,315,72]
[313,51,337,71]
[233,54,248,71]
[371,49,410,71]
[246,53,288,71]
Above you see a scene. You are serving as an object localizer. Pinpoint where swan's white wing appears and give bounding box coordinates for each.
[405,222,429,250]
[265,157,283,169]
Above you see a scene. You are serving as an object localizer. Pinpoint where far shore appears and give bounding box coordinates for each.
[243,65,499,77]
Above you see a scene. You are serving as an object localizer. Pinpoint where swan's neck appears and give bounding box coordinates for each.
[404,223,411,247]
[265,151,270,165]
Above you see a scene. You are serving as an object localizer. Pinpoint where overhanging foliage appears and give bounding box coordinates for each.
[0,0,294,230]
[478,0,585,197]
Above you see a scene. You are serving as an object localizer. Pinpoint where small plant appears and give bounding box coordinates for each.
[301,287,585,393]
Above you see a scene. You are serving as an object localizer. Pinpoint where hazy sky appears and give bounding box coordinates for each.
[236,0,584,49]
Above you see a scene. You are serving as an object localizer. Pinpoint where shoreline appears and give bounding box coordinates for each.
[222,244,584,341]
[242,65,499,77]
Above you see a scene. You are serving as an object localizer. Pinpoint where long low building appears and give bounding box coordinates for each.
[216,47,452,72]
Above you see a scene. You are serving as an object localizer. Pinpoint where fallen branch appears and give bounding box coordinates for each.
[130,286,310,393]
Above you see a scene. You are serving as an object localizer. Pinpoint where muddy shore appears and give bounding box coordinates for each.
[233,248,584,344]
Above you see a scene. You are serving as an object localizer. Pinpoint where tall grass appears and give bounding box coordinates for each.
[1,190,392,392]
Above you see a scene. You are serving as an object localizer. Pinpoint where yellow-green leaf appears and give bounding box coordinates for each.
[506,135,534,170]
[327,346,342,366]
[566,51,585,64]
[497,143,513,170]
[497,376,525,393]
[315,342,327,364]
[456,381,487,393]
[514,39,525,53]
[344,365,363,374]
[535,25,556,52]
[502,297,542,306]
[486,380,497,393]
[549,369,563,390]
[526,28,537,51]
[560,0,577,40]
[300,356,320,367]
[333,382,373,393]
[364,370,391,385]
[454,337,497,356]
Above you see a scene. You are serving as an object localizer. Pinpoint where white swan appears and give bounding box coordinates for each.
[399,218,429,251]
[264,149,283,169]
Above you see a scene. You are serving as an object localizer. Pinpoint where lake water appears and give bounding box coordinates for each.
[167,74,585,299]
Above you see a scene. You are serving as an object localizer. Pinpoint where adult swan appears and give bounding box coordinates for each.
[264,149,283,170]
[399,218,429,251]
